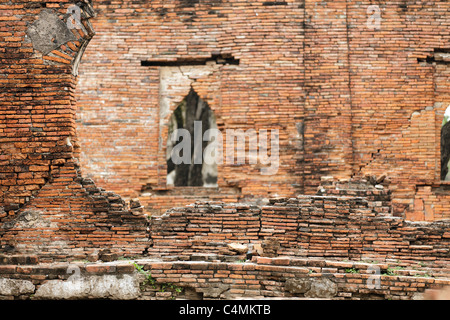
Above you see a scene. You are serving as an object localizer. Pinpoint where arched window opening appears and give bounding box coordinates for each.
[166,88,218,187]
[441,105,450,181]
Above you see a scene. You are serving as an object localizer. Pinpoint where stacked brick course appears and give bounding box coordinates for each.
[75,0,450,220]
[0,1,149,260]
[0,0,449,300]
[1,1,95,210]
[137,257,450,300]
[75,0,306,215]
[150,202,261,259]
[0,258,448,300]
[148,183,449,275]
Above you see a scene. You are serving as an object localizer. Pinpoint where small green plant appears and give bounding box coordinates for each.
[391,266,404,270]
[413,273,432,278]
[383,268,397,276]
[133,263,183,298]
[167,283,183,293]
[345,268,360,274]
[133,262,145,273]
[133,262,156,288]
[160,283,183,293]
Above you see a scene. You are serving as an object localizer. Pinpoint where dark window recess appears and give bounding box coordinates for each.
[167,88,218,187]
[141,53,239,67]
[417,49,450,65]
[441,106,450,180]
[263,2,288,6]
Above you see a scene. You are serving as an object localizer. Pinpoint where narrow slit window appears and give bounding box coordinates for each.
[441,104,450,180]
[166,88,218,187]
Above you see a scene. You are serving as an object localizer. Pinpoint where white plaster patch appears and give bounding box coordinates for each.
[34,274,141,300]
[0,278,35,296]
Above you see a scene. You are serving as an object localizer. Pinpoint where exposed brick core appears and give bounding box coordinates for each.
[0,1,149,260]
[148,180,449,275]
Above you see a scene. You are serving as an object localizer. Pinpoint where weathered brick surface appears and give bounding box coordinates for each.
[150,202,261,259]
[75,0,450,220]
[0,259,448,300]
[0,1,149,260]
[1,1,94,210]
[0,0,449,300]
[148,182,449,274]
[73,0,310,215]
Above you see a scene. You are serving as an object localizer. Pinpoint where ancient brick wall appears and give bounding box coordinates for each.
[0,0,449,277]
[137,258,450,300]
[75,0,306,215]
[148,182,449,274]
[0,257,448,300]
[345,2,450,220]
[1,1,83,210]
[0,1,149,260]
[75,0,450,220]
